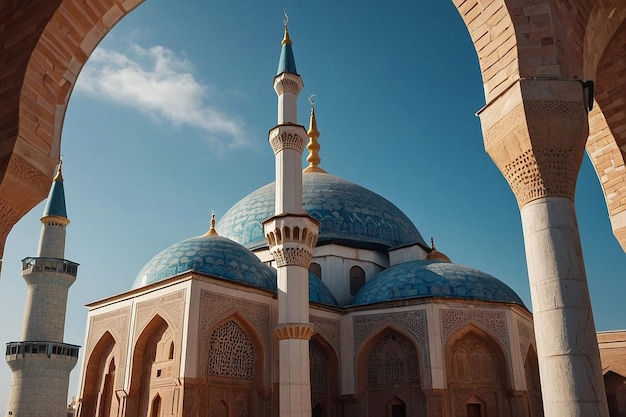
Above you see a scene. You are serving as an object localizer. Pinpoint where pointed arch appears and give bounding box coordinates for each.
[79,331,117,417]
[445,324,512,417]
[150,394,161,417]
[309,334,340,416]
[524,344,543,417]
[203,312,266,417]
[355,324,426,416]
[127,314,174,417]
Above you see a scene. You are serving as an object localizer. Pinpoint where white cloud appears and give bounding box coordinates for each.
[76,44,247,150]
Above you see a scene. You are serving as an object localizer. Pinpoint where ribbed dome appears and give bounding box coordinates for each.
[131,235,277,290]
[217,172,426,250]
[352,260,525,306]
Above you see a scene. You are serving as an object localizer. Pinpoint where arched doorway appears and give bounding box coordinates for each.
[446,326,511,417]
[358,327,426,417]
[79,331,117,417]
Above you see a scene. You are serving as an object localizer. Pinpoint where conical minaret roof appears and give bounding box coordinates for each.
[276,13,298,75]
[42,161,67,219]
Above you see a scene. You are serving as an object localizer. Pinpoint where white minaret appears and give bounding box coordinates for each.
[263,15,320,417]
[5,161,80,417]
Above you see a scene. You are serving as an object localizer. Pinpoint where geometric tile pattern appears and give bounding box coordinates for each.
[217,172,427,250]
[352,260,525,306]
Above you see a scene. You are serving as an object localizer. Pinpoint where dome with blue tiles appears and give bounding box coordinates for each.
[217,172,427,250]
[131,233,339,306]
[352,260,525,306]
[131,235,277,290]
[309,273,338,306]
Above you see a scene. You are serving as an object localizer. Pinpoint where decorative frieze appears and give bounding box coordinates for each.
[441,309,509,350]
[274,323,314,340]
[268,130,305,153]
[273,76,302,95]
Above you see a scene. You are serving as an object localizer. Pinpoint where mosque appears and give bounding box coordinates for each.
[66,22,548,417]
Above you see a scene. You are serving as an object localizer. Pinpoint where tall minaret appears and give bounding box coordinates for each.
[262,15,319,417]
[5,161,80,417]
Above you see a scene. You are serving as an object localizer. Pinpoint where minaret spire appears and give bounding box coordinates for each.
[263,15,319,417]
[5,160,79,417]
[304,95,327,173]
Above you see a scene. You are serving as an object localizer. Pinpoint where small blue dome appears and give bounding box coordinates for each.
[352,260,525,306]
[309,273,338,306]
[132,235,339,307]
[132,235,277,290]
[217,172,426,250]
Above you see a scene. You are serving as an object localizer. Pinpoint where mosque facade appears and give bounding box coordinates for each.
[70,23,547,417]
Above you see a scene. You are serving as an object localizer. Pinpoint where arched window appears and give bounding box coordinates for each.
[168,342,174,360]
[350,266,365,296]
[309,262,322,280]
[150,395,161,417]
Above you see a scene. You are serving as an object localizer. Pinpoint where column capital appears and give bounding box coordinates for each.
[268,124,307,154]
[274,323,314,340]
[273,72,304,96]
[263,213,319,267]
[478,79,589,207]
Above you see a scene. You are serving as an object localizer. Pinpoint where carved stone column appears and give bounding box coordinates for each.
[479,79,608,417]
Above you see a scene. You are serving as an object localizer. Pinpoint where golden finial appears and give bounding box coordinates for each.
[282,10,292,45]
[53,157,63,182]
[304,96,327,174]
[205,212,219,236]
[427,237,451,262]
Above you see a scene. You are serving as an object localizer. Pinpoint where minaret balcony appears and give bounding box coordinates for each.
[5,341,79,359]
[21,257,79,276]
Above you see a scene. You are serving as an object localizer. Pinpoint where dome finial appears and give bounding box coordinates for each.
[53,157,63,182]
[282,10,292,45]
[304,95,327,174]
[427,236,451,262]
[205,211,219,236]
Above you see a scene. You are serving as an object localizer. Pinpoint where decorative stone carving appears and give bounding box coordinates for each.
[311,315,340,354]
[482,93,588,207]
[353,310,431,388]
[7,154,51,195]
[85,307,131,390]
[274,323,313,340]
[441,309,509,350]
[269,131,305,153]
[269,246,313,267]
[274,77,301,95]
[198,290,270,377]
[134,289,186,345]
[208,320,254,379]
[518,321,534,356]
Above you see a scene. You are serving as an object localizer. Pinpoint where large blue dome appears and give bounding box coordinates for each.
[132,235,277,290]
[352,260,525,306]
[217,172,426,250]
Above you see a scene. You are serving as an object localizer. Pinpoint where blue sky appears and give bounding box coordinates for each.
[1,0,625,409]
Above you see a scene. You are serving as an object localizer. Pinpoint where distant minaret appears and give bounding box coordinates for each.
[262,14,319,417]
[5,161,80,417]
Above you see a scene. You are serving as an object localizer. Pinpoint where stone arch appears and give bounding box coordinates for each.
[310,333,340,417]
[524,344,543,417]
[127,314,175,417]
[604,370,626,417]
[202,313,266,417]
[445,324,512,417]
[585,17,626,250]
[79,330,117,417]
[355,324,426,416]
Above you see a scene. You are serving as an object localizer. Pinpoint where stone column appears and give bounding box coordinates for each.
[478,79,608,417]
